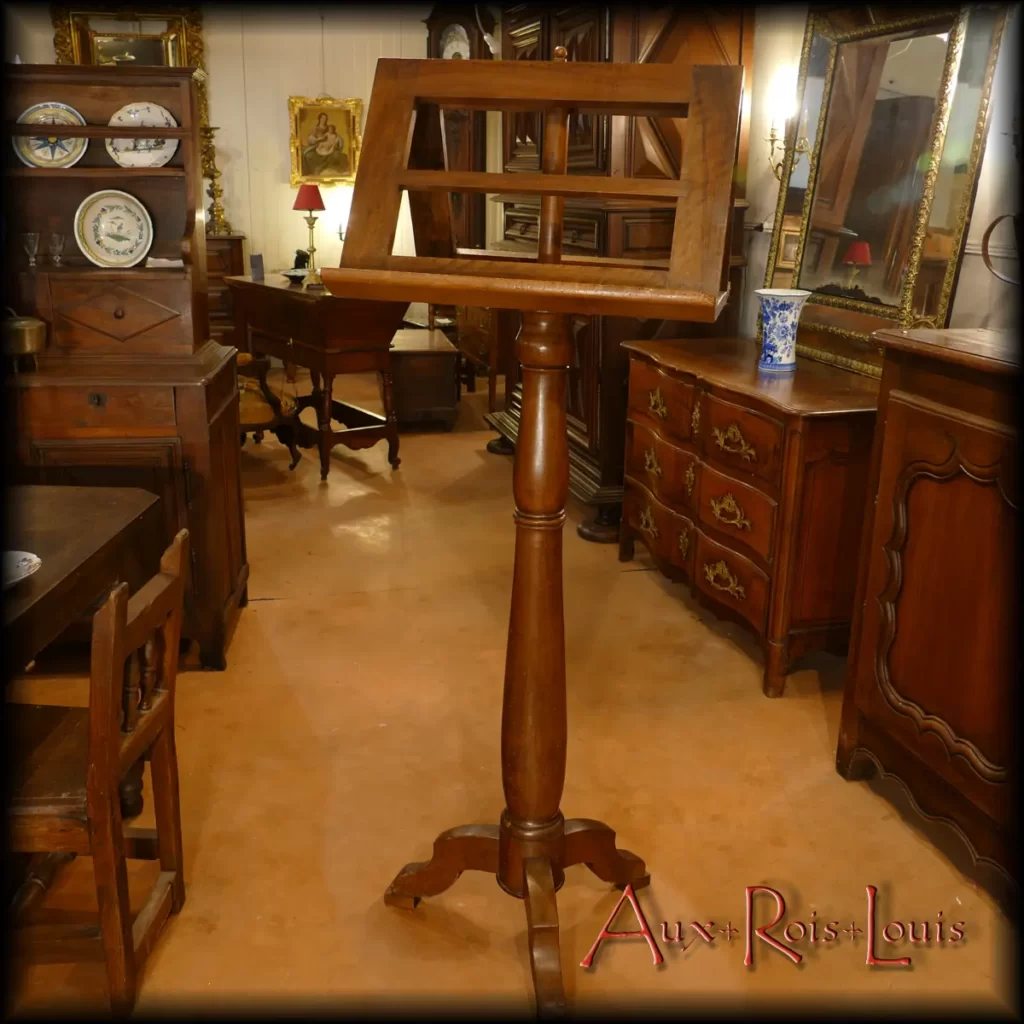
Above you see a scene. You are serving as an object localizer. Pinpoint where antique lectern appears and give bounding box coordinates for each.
[322,50,742,1016]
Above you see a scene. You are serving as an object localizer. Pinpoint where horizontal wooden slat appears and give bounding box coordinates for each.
[9,125,192,138]
[379,58,690,115]
[14,922,105,963]
[322,267,727,322]
[133,872,175,964]
[397,170,685,201]
[454,247,670,270]
[385,255,667,288]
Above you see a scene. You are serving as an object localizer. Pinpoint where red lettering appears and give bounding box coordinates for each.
[948,921,965,942]
[784,921,807,942]
[935,910,944,943]
[865,886,911,967]
[744,886,802,966]
[823,921,838,942]
[908,921,929,943]
[690,921,715,943]
[808,911,818,943]
[580,884,664,968]
[883,921,905,942]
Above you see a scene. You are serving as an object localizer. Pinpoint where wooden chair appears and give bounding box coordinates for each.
[8,531,190,1015]
[237,352,302,469]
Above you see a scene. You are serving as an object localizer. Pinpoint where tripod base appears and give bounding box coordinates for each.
[384,817,649,1017]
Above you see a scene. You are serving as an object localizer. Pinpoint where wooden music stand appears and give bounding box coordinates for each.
[322,49,743,1016]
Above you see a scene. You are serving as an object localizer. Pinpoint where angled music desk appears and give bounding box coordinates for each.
[321,50,743,1016]
[226,274,406,479]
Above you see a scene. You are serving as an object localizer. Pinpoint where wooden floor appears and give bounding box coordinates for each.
[7,373,1017,1017]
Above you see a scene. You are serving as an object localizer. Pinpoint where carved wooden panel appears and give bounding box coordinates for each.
[502,6,544,171]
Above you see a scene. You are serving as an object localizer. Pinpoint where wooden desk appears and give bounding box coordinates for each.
[4,486,161,678]
[226,275,406,480]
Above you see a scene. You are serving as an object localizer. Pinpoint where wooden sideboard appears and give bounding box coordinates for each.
[838,327,1017,892]
[619,339,879,696]
[206,233,246,346]
[486,5,754,542]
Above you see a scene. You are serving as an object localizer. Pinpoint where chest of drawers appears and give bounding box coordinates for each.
[619,338,879,696]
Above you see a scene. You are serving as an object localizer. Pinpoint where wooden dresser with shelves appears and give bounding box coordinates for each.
[5,64,247,670]
[618,338,879,696]
[206,233,246,346]
[838,327,1017,893]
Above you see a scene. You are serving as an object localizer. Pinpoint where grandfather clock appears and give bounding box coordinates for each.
[425,4,496,249]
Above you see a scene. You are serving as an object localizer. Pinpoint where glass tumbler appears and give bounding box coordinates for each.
[49,233,65,267]
[23,232,40,268]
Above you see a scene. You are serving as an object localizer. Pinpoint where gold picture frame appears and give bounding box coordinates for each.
[89,29,181,66]
[289,95,363,188]
[776,214,803,270]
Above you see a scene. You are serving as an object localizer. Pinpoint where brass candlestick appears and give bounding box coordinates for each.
[201,126,233,235]
[303,213,323,288]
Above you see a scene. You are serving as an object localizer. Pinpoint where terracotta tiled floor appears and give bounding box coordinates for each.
[8,372,1017,1016]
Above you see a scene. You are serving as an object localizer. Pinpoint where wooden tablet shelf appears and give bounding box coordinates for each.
[322,50,743,1017]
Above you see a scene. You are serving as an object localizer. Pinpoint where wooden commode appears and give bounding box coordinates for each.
[619,338,879,696]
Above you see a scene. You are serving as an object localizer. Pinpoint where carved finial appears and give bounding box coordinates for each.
[553,45,568,61]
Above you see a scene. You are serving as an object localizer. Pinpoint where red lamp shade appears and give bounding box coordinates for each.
[843,241,872,266]
[293,184,325,212]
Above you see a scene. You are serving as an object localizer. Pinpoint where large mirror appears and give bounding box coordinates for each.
[764,5,1008,376]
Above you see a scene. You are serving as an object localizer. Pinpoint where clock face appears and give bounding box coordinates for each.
[440,23,471,60]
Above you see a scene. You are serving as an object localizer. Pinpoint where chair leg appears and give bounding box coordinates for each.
[91,799,137,1014]
[149,724,186,913]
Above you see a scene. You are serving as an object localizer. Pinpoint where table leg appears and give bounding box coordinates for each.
[119,758,145,819]
[318,373,334,481]
[379,371,401,469]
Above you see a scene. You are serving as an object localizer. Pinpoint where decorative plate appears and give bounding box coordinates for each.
[12,102,88,169]
[279,268,308,283]
[3,551,41,590]
[105,101,179,168]
[74,190,154,268]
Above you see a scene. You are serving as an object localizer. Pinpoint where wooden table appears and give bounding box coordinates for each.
[5,485,163,916]
[226,274,407,480]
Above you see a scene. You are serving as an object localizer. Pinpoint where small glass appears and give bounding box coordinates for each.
[48,233,65,267]
[23,232,40,269]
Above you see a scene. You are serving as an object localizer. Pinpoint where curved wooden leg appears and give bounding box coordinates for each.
[119,759,145,820]
[384,824,499,909]
[318,373,334,481]
[563,818,650,890]
[380,371,401,469]
[524,857,567,1019]
[273,426,302,470]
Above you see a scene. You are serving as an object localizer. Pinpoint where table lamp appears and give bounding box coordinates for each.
[293,184,326,288]
[843,240,872,289]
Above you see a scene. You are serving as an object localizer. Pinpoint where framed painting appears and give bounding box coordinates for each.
[289,95,362,187]
[89,30,181,66]
[776,214,802,270]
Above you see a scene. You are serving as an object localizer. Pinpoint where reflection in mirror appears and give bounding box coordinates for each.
[916,7,1001,316]
[798,25,953,306]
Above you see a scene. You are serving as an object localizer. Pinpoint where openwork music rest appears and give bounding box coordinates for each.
[321,50,743,1016]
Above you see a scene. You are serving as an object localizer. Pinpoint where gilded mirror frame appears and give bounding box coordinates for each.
[51,5,215,180]
[762,5,1008,377]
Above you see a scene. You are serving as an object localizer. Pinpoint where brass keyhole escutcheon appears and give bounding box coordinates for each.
[684,463,696,499]
[638,506,659,537]
[644,448,662,477]
[678,530,689,560]
[648,388,668,419]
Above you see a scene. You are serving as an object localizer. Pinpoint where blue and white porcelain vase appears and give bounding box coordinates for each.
[755,288,811,373]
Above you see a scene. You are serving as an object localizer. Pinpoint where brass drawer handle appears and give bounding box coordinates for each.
[648,387,668,419]
[678,529,690,560]
[712,423,757,462]
[638,506,659,537]
[684,462,696,499]
[710,493,751,531]
[643,447,662,477]
[703,559,746,600]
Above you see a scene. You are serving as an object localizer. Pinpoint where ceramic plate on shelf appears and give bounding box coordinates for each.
[3,551,41,590]
[12,101,88,169]
[105,101,179,168]
[278,268,308,283]
[74,189,154,268]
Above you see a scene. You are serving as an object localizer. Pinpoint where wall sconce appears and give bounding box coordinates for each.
[766,63,811,181]
[336,186,354,243]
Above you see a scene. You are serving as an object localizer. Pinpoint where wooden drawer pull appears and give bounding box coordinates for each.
[87,392,107,409]
[638,506,659,537]
[712,423,756,461]
[648,387,668,419]
[710,493,751,531]
[113,306,126,320]
[703,559,745,600]
[643,447,662,477]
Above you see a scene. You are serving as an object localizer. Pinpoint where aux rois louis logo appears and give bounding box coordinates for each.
[581,885,968,970]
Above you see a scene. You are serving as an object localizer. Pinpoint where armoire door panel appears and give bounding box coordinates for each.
[858,392,1015,821]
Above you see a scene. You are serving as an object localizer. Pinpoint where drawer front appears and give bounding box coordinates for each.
[627,358,695,445]
[624,479,694,575]
[208,281,233,319]
[617,211,674,259]
[627,422,699,510]
[503,209,602,254]
[697,462,777,563]
[21,385,177,434]
[50,278,191,353]
[701,393,784,487]
[693,531,770,635]
[206,240,240,276]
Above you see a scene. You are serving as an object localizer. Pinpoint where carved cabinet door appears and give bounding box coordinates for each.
[853,391,1016,828]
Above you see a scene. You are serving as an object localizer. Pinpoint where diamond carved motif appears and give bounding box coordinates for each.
[57,286,180,342]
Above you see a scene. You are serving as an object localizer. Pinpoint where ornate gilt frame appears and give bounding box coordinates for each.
[51,6,216,179]
[762,5,1008,377]
[288,95,363,188]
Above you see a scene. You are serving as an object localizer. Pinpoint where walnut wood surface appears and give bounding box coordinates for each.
[838,328,1018,896]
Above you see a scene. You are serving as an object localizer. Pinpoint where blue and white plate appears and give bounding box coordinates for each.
[3,551,41,590]
[106,101,178,169]
[74,189,154,268]
[12,102,88,169]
